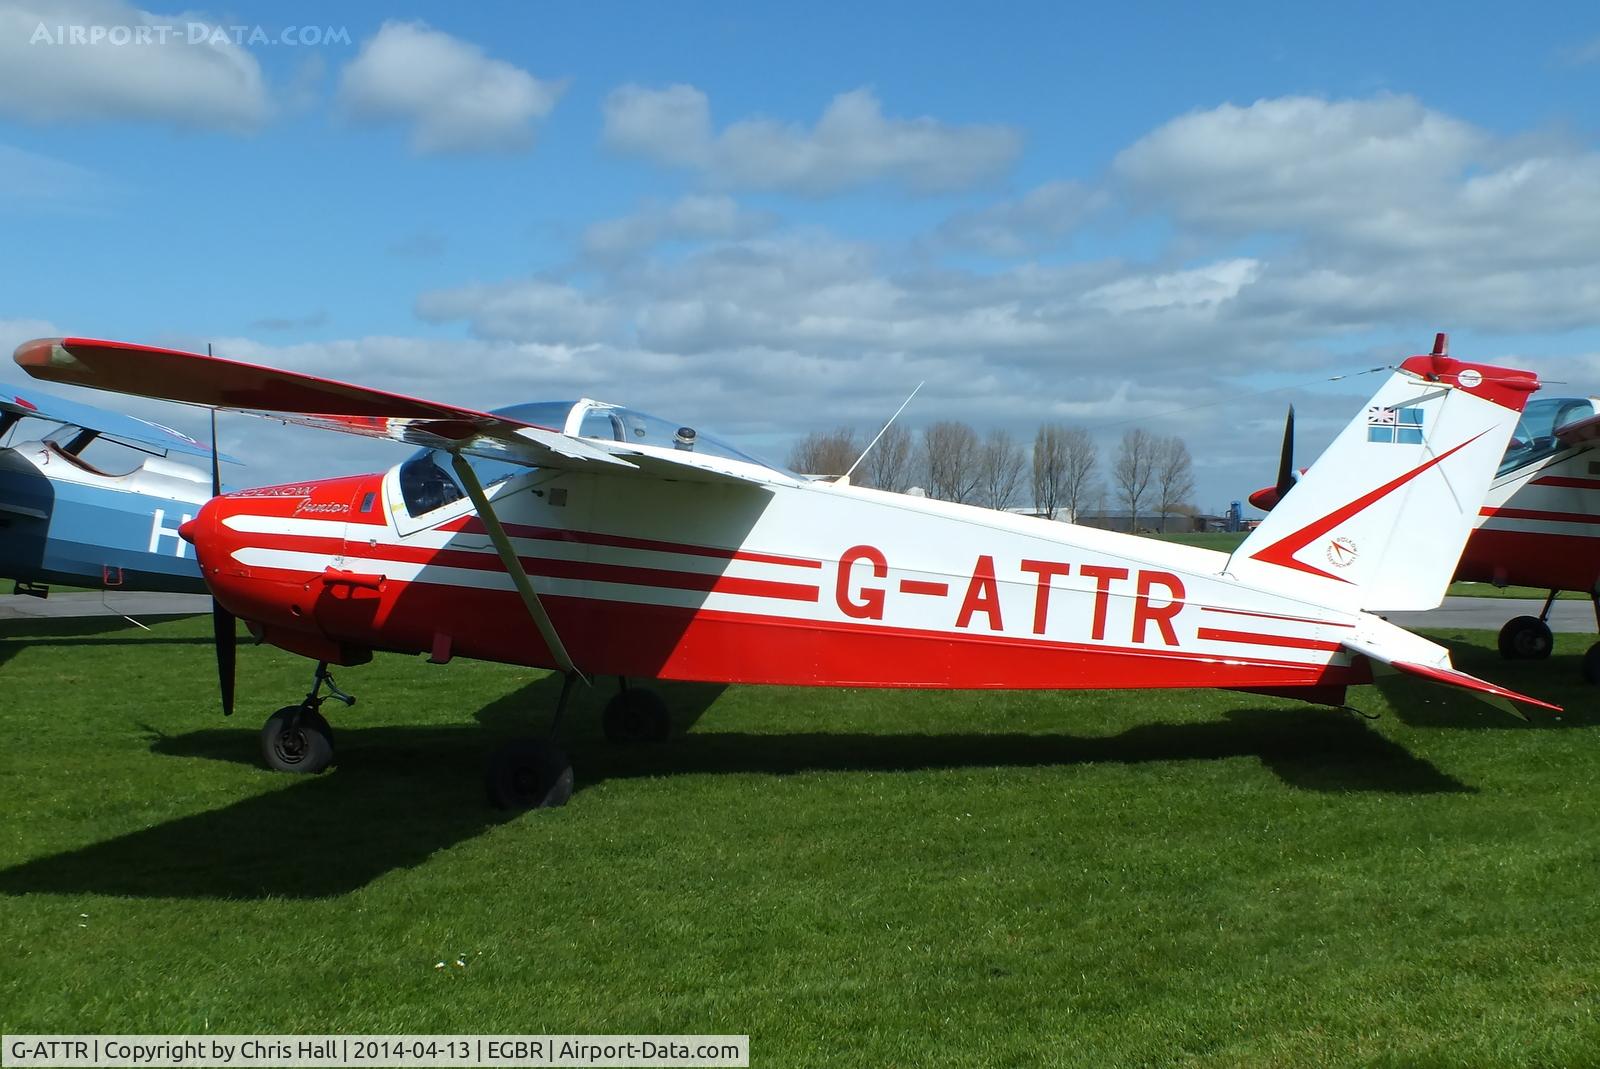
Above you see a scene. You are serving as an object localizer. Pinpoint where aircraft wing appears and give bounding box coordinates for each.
[1555,412,1600,446]
[0,388,237,463]
[12,337,780,486]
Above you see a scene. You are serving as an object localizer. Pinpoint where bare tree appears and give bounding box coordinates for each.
[788,428,860,479]
[1032,425,1066,520]
[1113,428,1157,532]
[1061,428,1099,524]
[923,421,981,503]
[861,423,913,492]
[1153,435,1196,533]
[976,429,1025,510]
[1033,424,1098,521]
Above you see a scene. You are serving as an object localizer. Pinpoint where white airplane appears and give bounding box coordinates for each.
[13,335,1559,809]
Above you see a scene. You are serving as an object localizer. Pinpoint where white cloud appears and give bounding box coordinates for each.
[602,84,1022,195]
[1114,95,1484,233]
[936,180,1104,256]
[415,280,614,343]
[1111,94,1600,334]
[581,195,776,262]
[1084,259,1262,314]
[0,0,268,130]
[601,84,709,168]
[337,20,563,154]
[416,228,1293,393]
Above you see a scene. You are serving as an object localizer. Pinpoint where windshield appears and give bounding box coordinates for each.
[1498,397,1597,476]
[399,399,790,515]
[495,399,789,472]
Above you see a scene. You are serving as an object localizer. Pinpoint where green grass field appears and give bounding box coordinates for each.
[2,615,1596,1066]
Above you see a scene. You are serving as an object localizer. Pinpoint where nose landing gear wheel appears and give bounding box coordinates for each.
[486,740,574,810]
[603,687,671,744]
[1498,615,1553,660]
[261,705,335,773]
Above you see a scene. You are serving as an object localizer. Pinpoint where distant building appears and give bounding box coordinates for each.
[1072,509,1214,534]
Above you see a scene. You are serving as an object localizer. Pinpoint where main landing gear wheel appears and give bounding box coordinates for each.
[603,687,671,744]
[261,705,335,773]
[486,739,574,810]
[1583,644,1600,686]
[1498,615,1554,660]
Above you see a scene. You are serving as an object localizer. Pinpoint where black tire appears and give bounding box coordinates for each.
[602,687,671,744]
[261,705,335,774]
[486,739,573,810]
[1498,615,1553,660]
[1583,644,1600,686]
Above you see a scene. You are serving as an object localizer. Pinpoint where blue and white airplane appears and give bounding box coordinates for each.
[0,389,233,595]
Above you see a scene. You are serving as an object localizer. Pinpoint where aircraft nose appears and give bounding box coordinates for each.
[178,517,198,544]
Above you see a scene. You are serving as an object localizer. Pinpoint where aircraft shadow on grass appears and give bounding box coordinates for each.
[0,675,1470,901]
[0,617,213,669]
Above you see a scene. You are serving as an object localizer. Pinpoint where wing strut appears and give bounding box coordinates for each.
[449,453,585,683]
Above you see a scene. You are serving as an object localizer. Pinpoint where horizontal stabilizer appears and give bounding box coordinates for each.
[1389,658,1559,714]
[1342,629,1560,716]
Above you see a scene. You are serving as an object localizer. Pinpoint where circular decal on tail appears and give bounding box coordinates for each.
[1325,536,1359,568]
[1457,368,1483,389]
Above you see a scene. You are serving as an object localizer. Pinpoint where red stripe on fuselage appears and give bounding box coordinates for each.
[1199,605,1354,628]
[1195,627,1344,652]
[440,516,823,569]
[1479,506,1600,525]
[242,531,820,603]
[1529,475,1600,490]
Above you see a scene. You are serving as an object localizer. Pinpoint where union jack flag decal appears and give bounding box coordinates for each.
[1367,406,1424,444]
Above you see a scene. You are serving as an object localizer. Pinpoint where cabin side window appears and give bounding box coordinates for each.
[398,450,465,516]
[397,449,529,517]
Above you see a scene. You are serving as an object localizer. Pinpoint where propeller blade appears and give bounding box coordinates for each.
[1274,405,1296,504]
[208,402,236,716]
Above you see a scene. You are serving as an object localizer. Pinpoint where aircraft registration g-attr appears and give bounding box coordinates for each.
[13,335,1561,809]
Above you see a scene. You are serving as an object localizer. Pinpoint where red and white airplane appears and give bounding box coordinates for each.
[1251,336,1600,684]
[13,335,1561,809]
[1457,394,1600,677]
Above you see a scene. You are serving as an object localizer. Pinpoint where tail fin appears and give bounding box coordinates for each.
[1229,336,1539,611]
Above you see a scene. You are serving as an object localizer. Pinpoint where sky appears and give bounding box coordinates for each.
[2,0,1599,512]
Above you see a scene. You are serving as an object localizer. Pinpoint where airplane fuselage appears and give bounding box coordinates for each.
[1458,443,1600,595]
[0,441,209,593]
[187,462,1376,701]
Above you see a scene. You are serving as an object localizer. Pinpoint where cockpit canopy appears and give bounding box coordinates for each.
[1499,397,1597,476]
[398,398,785,517]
